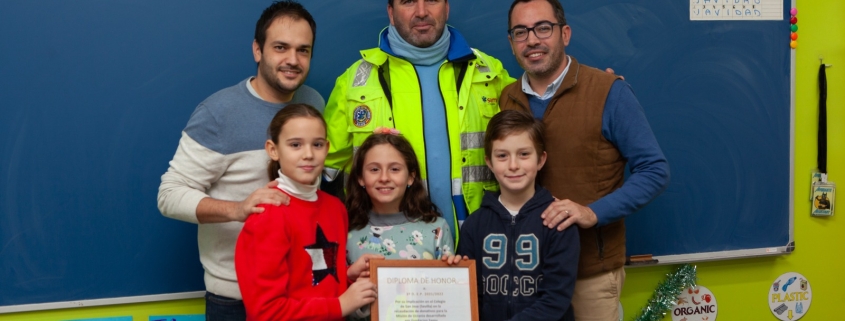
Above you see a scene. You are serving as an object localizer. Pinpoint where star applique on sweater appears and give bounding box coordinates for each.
[304,225,339,286]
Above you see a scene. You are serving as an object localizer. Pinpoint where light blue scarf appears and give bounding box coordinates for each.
[387,25,451,66]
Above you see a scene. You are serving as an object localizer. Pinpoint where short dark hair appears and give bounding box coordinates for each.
[508,0,567,28]
[346,134,441,231]
[484,110,546,160]
[266,104,326,180]
[255,1,317,53]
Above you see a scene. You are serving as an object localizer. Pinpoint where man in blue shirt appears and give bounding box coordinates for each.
[499,1,671,320]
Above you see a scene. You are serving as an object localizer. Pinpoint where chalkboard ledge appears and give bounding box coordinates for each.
[0,291,205,314]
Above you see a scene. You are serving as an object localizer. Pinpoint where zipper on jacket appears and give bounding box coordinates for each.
[595,226,604,260]
[507,212,517,320]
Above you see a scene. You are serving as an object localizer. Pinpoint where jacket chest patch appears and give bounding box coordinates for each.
[353,105,372,128]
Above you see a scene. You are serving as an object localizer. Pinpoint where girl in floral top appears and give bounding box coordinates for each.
[345,133,454,293]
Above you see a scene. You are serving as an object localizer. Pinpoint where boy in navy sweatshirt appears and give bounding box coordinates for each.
[451,110,579,321]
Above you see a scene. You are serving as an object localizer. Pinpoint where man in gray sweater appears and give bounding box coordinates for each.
[157,1,323,319]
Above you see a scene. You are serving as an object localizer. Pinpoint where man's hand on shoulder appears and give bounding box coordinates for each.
[541,198,598,231]
[605,68,625,81]
[232,180,290,221]
[196,180,290,223]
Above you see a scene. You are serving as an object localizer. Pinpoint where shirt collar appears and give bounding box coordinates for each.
[521,55,571,100]
[246,77,262,100]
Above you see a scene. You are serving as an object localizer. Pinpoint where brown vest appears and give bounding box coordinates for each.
[500,57,626,278]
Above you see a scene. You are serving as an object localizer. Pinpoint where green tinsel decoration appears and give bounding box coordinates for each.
[632,264,697,321]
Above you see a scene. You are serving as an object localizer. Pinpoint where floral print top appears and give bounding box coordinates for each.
[347,215,454,263]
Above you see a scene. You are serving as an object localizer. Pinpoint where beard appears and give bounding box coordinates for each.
[394,17,444,48]
[258,60,305,96]
[519,44,566,79]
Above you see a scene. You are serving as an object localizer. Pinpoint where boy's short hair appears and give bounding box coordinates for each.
[484,110,546,159]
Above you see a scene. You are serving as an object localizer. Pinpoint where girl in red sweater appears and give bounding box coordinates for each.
[235,104,376,321]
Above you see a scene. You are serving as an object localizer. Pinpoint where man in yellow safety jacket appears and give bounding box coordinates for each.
[323,0,514,240]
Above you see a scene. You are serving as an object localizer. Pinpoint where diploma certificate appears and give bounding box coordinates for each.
[370,259,478,321]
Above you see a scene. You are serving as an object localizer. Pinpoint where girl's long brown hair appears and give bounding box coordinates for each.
[345,134,440,230]
[266,103,327,180]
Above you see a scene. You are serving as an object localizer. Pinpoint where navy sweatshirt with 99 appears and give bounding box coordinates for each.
[457,187,579,321]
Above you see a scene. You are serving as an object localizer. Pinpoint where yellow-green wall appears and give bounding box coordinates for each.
[620,0,844,320]
[0,299,204,321]
[2,0,841,320]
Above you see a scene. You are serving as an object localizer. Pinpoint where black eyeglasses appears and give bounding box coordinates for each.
[508,21,565,42]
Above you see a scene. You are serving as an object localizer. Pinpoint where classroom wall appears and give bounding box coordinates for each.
[1,0,841,320]
[620,0,844,320]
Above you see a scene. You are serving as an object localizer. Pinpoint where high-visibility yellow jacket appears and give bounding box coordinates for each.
[324,27,515,239]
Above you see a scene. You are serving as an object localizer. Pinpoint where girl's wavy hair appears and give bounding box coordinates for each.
[345,134,440,230]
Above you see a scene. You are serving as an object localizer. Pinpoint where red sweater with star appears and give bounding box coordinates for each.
[235,190,348,321]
